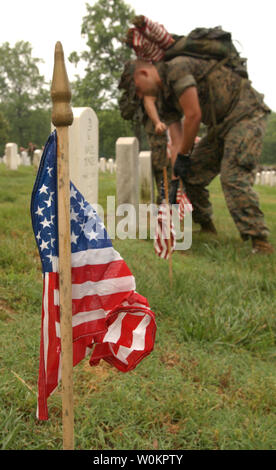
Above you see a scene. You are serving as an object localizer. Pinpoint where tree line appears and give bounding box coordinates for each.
[0,0,275,164]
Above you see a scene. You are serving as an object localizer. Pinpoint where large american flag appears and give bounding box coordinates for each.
[31,131,156,420]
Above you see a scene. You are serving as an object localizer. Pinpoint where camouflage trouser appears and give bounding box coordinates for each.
[147,132,172,204]
[185,113,269,239]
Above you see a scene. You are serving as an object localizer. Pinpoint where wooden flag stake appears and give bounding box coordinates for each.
[163,167,173,288]
[51,42,74,450]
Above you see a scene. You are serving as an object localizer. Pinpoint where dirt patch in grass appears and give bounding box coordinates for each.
[82,358,114,379]
[0,299,17,321]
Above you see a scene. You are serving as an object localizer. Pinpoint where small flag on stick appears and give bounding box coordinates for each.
[176,181,193,221]
[154,168,175,287]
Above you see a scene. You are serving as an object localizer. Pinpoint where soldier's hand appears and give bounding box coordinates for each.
[169,179,179,204]
[155,121,167,135]
[132,15,145,28]
[174,153,191,183]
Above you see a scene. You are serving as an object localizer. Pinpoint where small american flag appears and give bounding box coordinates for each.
[130,28,165,62]
[154,179,176,259]
[154,204,176,259]
[31,131,156,420]
[130,16,174,62]
[176,186,193,221]
[142,16,174,50]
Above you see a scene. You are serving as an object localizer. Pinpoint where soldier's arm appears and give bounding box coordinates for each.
[143,96,167,135]
[178,86,202,154]
[168,120,183,165]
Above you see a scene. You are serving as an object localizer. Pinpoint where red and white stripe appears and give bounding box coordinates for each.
[142,17,174,50]
[132,28,164,62]
[130,16,174,62]
[176,188,193,221]
[37,247,156,420]
[154,204,176,259]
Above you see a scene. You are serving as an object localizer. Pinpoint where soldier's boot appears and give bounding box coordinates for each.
[200,220,218,235]
[251,236,274,254]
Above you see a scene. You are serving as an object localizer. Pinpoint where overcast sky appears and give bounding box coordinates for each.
[1,0,275,110]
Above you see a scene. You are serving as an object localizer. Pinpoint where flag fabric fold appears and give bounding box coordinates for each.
[154,178,193,259]
[176,186,193,221]
[154,203,176,259]
[154,178,176,260]
[128,16,174,62]
[129,27,165,62]
[140,16,174,50]
[31,131,156,420]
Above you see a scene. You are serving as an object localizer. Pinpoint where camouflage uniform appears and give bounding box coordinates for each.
[144,118,170,204]
[155,57,271,239]
[119,63,175,205]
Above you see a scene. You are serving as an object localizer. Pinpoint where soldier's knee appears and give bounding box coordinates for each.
[220,171,237,190]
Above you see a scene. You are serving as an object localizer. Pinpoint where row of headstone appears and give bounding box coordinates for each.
[0,143,32,170]
[0,107,99,209]
[99,157,116,173]
[51,109,150,213]
[1,124,153,213]
[255,171,276,187]
[0,108,203,218]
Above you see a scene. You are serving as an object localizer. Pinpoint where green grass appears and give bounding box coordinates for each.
[0,163,276,450]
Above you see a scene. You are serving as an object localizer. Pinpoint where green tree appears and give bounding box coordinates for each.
[97,108,149,157]
[0,41,50,147]
[98,108,133,157]
[69,0,135,110]
[0,111,10,156]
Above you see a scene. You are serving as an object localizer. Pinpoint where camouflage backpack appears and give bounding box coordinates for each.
[164,26,248,78]
[118,89,142,121]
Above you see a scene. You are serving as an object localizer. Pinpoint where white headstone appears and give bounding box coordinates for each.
[264,171,270,185]
[6,143,18,170]
[255,172,261,185]
[116,137,139,232]
[33,149,43,170]
[268,171,274,187]
[68,107,98,205]
[107,158,114,174]
[99,157,106,172]
[139,151,154,203]
[260,171,266,185]
[21,151,31,166]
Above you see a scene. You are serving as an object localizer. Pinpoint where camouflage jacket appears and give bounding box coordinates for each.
[155,56,270,137]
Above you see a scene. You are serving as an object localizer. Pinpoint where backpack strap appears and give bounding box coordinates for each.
[196,56,240,143]
[197,56,230,83]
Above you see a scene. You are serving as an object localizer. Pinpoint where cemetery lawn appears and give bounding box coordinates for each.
[0,163,275,450]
